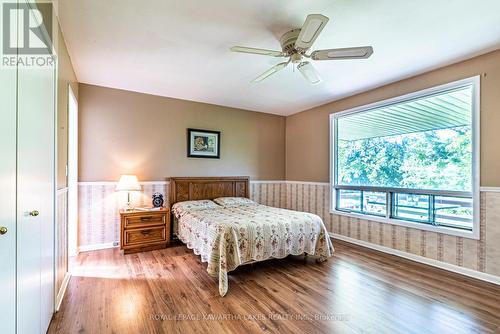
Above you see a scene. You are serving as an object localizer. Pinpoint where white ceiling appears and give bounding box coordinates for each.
[59,0,500,116]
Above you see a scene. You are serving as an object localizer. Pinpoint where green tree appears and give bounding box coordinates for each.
[337,126,471,192]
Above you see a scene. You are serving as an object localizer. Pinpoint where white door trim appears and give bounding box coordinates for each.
[68,85,79,257]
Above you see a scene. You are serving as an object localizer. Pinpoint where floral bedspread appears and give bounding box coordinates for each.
[174,204,334,296]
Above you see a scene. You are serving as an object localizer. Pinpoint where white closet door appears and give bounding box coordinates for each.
[0,1,56,332]
[16,5,56,328]
[0,3,17,331]
[17,63,56,334]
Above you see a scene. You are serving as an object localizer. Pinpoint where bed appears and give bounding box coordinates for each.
[169,177,334,296]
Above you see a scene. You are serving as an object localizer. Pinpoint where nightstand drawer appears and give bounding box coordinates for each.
[124,226,167,246]
[124,214,165,228]
[120,208,170,254]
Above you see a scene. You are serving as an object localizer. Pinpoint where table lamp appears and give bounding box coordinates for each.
[116,175,141,210]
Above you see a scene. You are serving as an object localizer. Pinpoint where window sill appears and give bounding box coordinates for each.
[330,210,479,240]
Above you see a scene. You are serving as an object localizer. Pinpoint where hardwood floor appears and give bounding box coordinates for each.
[48,240,500,334]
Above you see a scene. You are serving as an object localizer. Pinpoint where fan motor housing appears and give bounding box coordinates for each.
[279,29,301,54]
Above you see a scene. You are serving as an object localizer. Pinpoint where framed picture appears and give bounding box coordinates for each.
[187,128,220,159]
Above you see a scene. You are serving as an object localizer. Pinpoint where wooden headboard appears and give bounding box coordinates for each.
[168,176,250,206]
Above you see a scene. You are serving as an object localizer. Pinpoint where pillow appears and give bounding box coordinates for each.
[172,200,220,218]
[213,197,257,208]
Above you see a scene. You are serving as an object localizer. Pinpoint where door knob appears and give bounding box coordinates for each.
[29,210,39,217]
[0,227,7,235]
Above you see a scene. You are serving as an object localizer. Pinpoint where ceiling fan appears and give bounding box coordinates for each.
[230,14,373,84]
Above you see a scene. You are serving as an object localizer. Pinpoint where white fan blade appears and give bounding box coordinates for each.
[230,46,285,57]
[295,14,329,50]
[251,62,288,83]
[298,62,322,84]
[311,46,373,60]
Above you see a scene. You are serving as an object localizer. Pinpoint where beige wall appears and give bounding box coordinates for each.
[78,84,286,181]
[56,23,78,189]
[286,49,500,185]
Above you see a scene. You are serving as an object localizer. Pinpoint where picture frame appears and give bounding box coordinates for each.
[187,128,221,159]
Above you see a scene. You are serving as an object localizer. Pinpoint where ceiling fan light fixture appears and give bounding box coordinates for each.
[298,62,322,85]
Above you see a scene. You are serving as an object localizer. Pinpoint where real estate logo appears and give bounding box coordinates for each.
[2,2,55,67]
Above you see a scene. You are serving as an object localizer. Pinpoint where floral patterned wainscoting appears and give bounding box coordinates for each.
[284,182,500,280]
[77,180,500,281]
[77,181,286,251]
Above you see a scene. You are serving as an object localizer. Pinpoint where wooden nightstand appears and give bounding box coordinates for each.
[120,208,170,254]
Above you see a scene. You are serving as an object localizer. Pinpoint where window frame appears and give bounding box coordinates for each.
[329,76,480,239]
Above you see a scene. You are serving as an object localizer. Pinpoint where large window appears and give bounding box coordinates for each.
[330,77,479,238]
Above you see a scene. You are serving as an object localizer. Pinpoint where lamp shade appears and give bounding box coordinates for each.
[116,175,141,191]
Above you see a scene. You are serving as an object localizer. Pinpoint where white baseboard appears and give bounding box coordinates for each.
[78,242,118,252]
[329,232,500,286]
[55,272,71,312]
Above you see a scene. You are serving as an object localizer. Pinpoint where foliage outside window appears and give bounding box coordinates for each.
[331,77,479,236]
